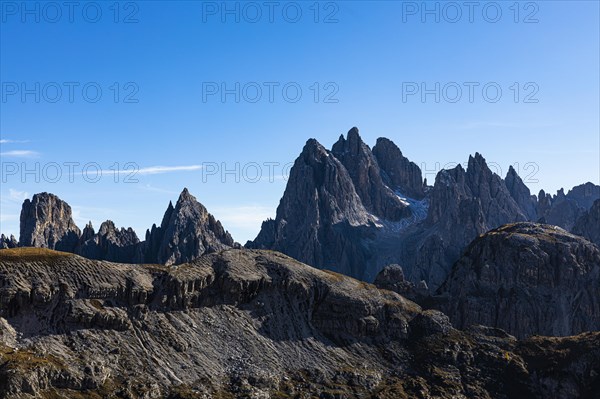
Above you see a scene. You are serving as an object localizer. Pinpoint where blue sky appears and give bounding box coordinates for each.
[1,1,599,243]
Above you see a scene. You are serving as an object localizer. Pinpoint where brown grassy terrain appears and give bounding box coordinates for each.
[0,247,74,261]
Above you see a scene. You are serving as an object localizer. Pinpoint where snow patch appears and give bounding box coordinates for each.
[375,191,429,233]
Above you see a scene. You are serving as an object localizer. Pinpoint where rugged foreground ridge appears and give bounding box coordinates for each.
[436,223,600,339]
[1,248,599,398]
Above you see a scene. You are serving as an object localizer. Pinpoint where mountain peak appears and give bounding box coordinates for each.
[19,192,81,251]
[372,137,424,199]
[332,127,366,156]
[347,126,360,140]
[179,187,193,201]
[468,152,487,167]
[148,188,235,265]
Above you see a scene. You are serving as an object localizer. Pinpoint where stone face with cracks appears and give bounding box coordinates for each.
[19,192,81,252]
[437,222,600,339]
[0,247,599,398]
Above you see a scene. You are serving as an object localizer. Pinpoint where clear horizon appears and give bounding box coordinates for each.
[1,1,599,243]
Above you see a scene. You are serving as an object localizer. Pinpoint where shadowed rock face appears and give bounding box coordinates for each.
[437,222,600,339]
[18,192,81,252]
[248,137,376,277]
[373,264,429,303]
[0,234,18,249]
[77,221,141,263]
[573,199,600,246]
[16,189,236,267]
[505,165,538,220]
[143,188,236,265]
[372,137,425,199]
[0,248,598,398]
[405,154,529,289]
[331,127,409,221]
[537,183,600,231]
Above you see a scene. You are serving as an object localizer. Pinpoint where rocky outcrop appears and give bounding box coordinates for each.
[143,188,236,265]
[373,264,429,303]
[248,138,375,277]
[566,182,600,209]
[0,247,599,398]
[537,183,600,231]
[573,199,600,246]
[77,221,141,263]
[401,154,528,289]
[16,189,236,266]
[0,234,18,249]
[331,127,409,220]
[249,128,434,280]
[437,222,600,339]
[372,137,425,199]
[18,192,81,252]
[505,165,538,220]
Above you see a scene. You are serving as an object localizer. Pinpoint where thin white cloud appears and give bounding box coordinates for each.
[138,165,203,175]
[0,139,30,144]
[8,189,29,202]
[0,150,39,158]
[101,165,203,176]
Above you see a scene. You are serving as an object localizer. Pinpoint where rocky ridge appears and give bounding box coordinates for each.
[436,222,600,339]
[15,189,236,267]
[249,127,600,290]
[0,247,599,398]
[573,199,600,247]
[10,128,600,293]
[0,235,18,250]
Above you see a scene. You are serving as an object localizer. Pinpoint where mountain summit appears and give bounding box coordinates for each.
[144,188,236,265]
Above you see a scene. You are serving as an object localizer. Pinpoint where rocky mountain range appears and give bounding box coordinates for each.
[8,128,598,292]
[1,247,599,398]
[249,127,600,291]
[1,126,599,398]
[2,126,599,344]
[12,189,237,266]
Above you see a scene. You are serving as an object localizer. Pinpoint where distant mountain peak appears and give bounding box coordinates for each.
[178,187,194,203]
